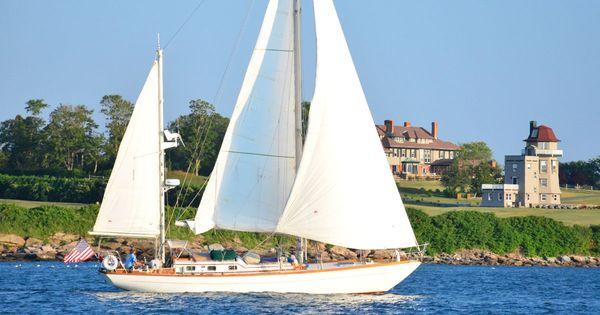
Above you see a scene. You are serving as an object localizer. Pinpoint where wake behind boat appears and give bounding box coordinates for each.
[90,0,424,294]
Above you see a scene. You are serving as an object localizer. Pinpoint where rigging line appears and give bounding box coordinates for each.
[250,231,277,252]
[170,0,257,221]
[226,150,295,159]
[172,112,210,207]
[163,0,209,50]
[172,172,210,223]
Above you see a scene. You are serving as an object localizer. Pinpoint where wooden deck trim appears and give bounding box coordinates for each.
[104,260,416,278]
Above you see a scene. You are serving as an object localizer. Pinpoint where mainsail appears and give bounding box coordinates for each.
[275,0,418,249]
[192,0,297,233]
[91,62,161,238]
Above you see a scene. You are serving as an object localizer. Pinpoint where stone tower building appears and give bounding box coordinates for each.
[482,121,562,207]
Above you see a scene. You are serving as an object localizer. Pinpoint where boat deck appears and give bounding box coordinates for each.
[102,259,413,277]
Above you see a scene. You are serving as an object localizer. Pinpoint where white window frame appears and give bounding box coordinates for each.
[424,149,431,163]
[540,160,548,173]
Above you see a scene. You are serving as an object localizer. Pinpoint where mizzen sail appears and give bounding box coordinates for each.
[275,0,418,249]
[192,0,297,233]
[91,62,161,238]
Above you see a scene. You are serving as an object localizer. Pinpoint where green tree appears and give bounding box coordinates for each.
[441,162,471,195]
[168,99,229,175]
[42,104,103,172]
[100,95,134,162]
[301,101,310,139]
[470,162,503,195]
[441,141,501,195]
[0,99,48,171]
[456,141,493,162]
[25,99,48,116]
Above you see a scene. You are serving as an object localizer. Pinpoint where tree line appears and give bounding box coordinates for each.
[560,158,600,189]
[0,97,229,177]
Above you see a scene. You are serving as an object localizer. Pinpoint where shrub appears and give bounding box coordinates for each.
[407,208,598,256]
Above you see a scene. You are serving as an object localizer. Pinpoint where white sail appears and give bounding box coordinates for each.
[275,0,417,250]
[192,0,297,234]
[91,62,161,238]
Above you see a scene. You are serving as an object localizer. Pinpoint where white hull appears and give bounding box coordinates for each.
[103,261,420,294]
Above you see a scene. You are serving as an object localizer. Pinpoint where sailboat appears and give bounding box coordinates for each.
[91,0,423,294]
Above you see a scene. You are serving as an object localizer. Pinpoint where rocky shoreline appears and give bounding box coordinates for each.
[1,233,599,268]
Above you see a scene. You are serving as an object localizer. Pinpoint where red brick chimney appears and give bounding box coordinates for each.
[404,121,411,127]
[384,120,394,135]
[431,121,438,139]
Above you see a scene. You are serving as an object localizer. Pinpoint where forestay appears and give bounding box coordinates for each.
[91,62,161,238]
[192,0,297,233]
[275,0,418,249]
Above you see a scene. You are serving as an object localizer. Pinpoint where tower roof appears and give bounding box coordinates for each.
[525,125,560,142]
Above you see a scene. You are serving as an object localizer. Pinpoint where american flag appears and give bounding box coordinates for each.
[63,239,96,263]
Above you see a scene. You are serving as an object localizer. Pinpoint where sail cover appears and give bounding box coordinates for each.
[192,0,297,233]
[275,0,418,249]
[91,62,161,238]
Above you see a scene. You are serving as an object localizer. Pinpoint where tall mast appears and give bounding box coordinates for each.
[157,35,166,264]
[292,0,305,264]
[293,0,303,166]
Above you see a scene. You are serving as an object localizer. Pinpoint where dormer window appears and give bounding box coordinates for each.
[531,129,538,138]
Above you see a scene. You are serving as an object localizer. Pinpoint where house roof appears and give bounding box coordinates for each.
[525,125,560,142]
[381,137,460,150]
[376,125,434,140]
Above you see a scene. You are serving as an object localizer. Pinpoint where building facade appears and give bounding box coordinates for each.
[377,120,460,178]
[481,184,519,207]
[482,121,563,207]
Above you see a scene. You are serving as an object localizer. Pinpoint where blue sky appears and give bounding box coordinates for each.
[1,0,599,162]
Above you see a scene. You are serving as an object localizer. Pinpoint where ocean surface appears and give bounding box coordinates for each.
[1,262,599,314]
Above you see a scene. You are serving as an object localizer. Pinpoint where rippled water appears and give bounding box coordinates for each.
[1,262,599,314]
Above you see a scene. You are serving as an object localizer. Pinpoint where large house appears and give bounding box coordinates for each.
[482,121,563,207]
[377,120,460,178]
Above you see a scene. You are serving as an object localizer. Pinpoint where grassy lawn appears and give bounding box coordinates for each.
[399,179,600,226]
[166,170,208,187]
[409,204,600,226]
[562,188,600,205]
[396,179,445,191]
[0,198,88,209]
[2,177,598,226]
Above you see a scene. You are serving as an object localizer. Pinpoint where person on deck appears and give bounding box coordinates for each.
[124,248,137,270]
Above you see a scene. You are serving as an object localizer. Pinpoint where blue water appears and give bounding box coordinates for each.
[1,262,599,314]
